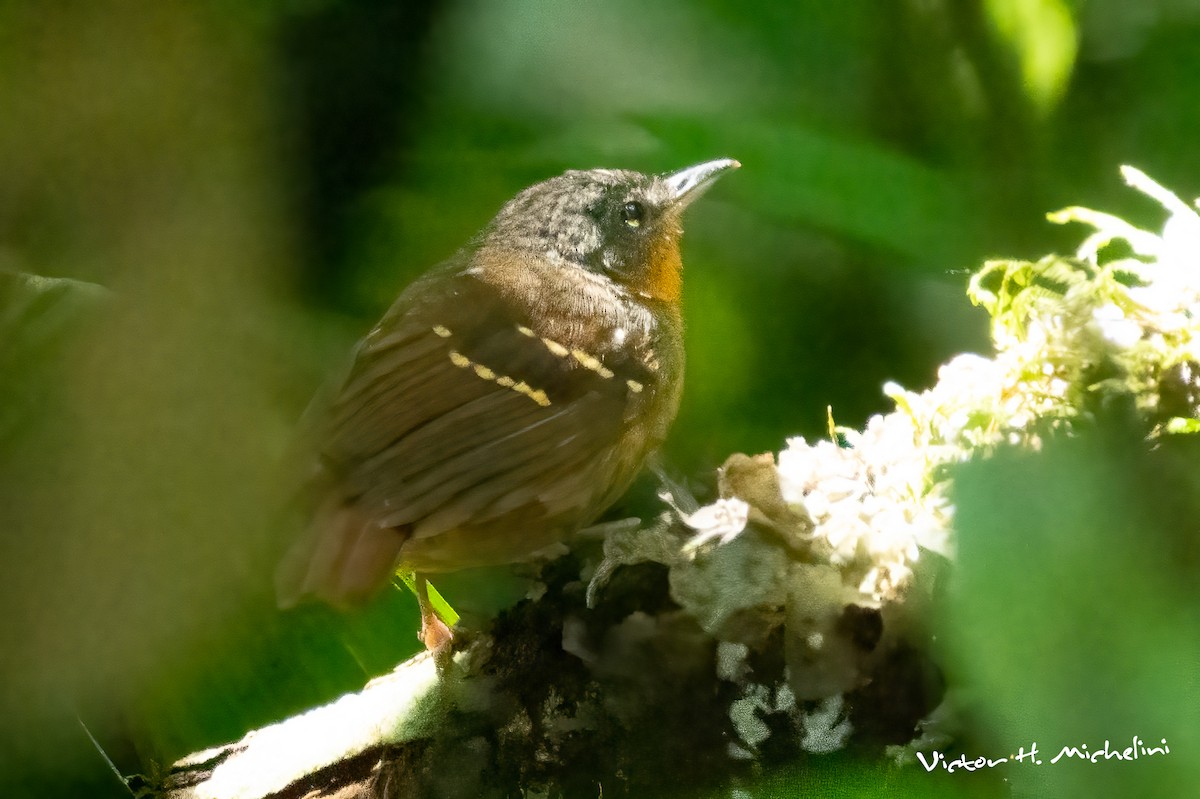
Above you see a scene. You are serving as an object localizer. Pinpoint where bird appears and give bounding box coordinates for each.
[276,158,740,649]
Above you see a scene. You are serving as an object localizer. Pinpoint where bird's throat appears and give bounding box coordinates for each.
[643,234,683,305]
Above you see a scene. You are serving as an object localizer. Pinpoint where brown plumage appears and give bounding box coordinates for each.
[276,159,739,645]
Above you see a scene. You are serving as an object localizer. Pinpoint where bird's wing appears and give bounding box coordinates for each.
[278,265,650,605]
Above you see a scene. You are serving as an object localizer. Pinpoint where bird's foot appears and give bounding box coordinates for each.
[419,608,454,654]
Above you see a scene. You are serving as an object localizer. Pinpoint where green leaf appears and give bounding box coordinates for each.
[396,572,461,627]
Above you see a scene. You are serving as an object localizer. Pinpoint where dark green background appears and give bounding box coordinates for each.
[1,1,1198,796]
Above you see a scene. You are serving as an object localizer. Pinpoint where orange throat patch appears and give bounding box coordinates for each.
[643,230,683,304]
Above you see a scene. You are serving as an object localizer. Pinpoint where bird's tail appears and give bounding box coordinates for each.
[275,495,408,609]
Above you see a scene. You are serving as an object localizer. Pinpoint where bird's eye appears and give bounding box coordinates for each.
[621,201,645,229]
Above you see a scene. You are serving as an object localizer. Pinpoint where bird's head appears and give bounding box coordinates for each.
[484,159,739,304]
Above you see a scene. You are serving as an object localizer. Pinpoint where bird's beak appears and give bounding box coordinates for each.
[663,158,740,209]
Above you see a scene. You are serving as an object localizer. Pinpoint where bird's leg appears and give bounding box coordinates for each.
[414,574,454,653]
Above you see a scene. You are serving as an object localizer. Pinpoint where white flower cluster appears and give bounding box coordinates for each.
[678,497,751,555]
[773,409,954,603]
[979,166,1200,431]
[1073,167,1200,323]
[1081,168,1200,386]
[679,166,1200,601]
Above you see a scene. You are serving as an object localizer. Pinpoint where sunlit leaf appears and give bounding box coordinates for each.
[985,0,1078,113]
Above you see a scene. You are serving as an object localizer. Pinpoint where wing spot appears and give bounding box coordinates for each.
[448,350,549,406]
[534,334,613,378]
[432,325,452,338]
[571,348,614,379]
[627,379,644,393]
[512,380,551,407]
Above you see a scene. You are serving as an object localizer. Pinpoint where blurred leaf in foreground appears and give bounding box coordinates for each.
[0,270,108,446]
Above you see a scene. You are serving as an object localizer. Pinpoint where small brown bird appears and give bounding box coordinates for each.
[276,158,739,647]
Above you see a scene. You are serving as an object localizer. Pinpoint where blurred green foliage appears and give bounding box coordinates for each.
[949,433,1200,798]
[1,0,1199,796]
